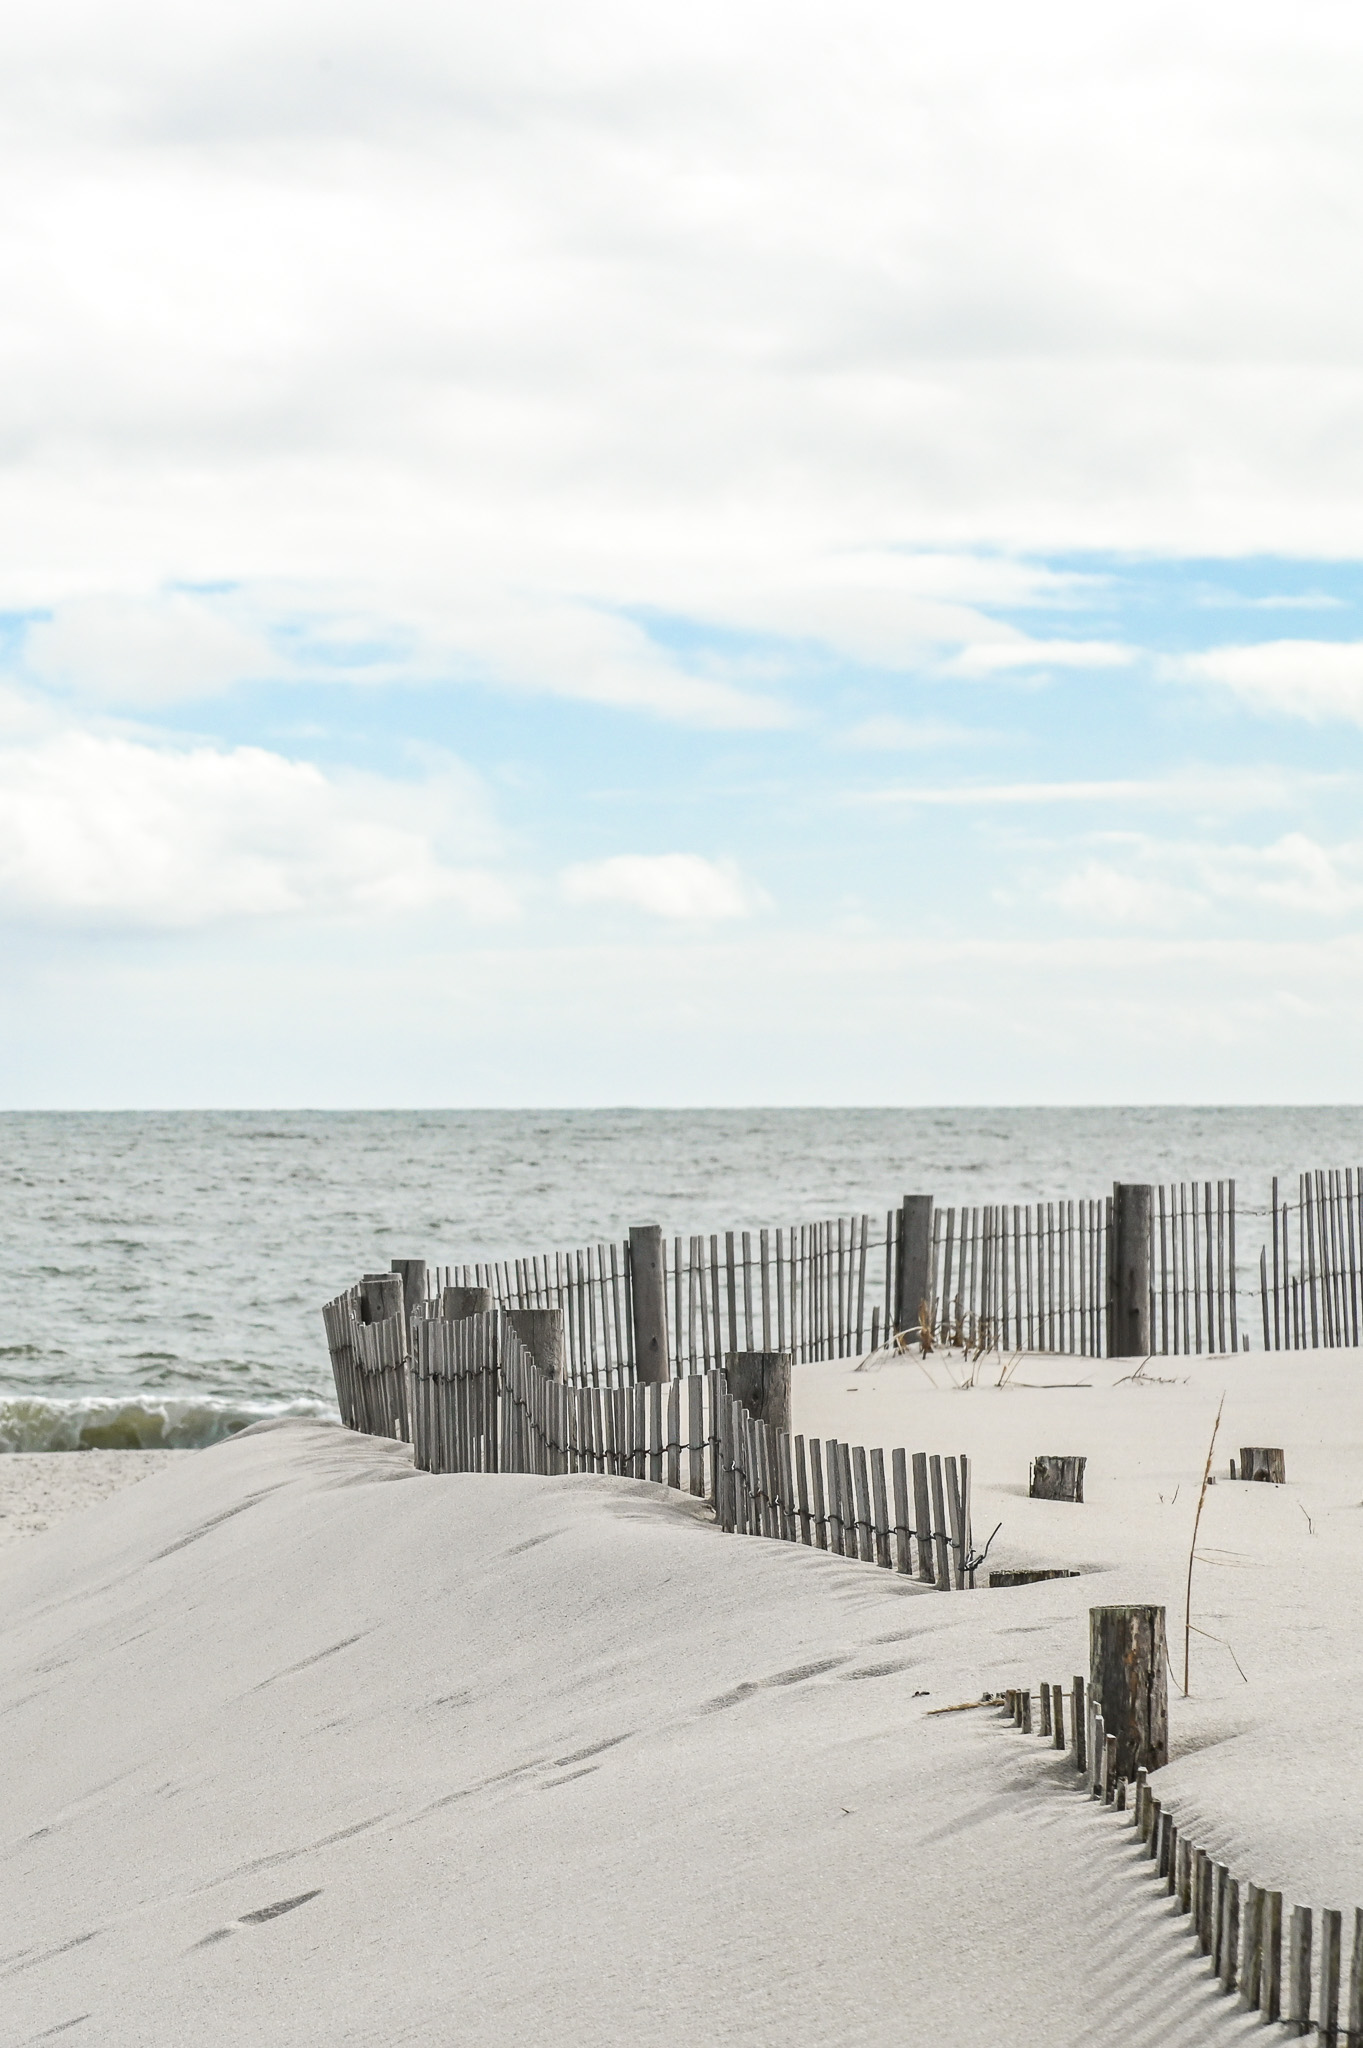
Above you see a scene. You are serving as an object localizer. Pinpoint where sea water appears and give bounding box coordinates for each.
[3,1106,1361,1449]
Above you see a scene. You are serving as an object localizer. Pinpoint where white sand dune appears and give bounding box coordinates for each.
[3,1346,1358,2046]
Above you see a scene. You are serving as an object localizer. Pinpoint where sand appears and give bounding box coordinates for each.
[0,1449,185,1551]
[2,1348,1358,2045]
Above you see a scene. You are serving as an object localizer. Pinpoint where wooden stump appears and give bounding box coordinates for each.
[629,1224,670,1384]
[989,1568,1080,1586]
[507,1308,566,1382]
[1239,1446,1286,1484]
[1088,1604,1168,1781]
[360,1272,404,1324]
[1030,1455,1086,1502]
[725,1352,792,1434]
[442,1285,495,1320]
[1111,1183,1153,1356]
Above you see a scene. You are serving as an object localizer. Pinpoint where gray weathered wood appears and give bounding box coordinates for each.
[1088,1604,1168,1780]
[1038,1680,1051,1737]
[1030,1455,1086,1502]
[896,1194,935,1335]
[725,1351,792,1433]
[1238,1446,1286,1483]
[1073,1675,1086,1774]
[1051,1683,1064,1749]
[1264,1889,1283,2019]
[389,1259,428,1315]
[1111,1182,1153,1355]
[1320,1908,1341,2046]
[628,1224,670,1384]
[1222,1874,1240,1991]
[989,1569,1081,1586]
[360,1272,404,1324]
[891,1448,911,1574]
[1290,1904,1313,2034]
[1347,1906,1363,2046]
[506,1307,565,1380]
[912,1451,934,1582]
[443,1283,496,1320]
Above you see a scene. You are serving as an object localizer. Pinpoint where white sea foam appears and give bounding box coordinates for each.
[0,1393,334,1453]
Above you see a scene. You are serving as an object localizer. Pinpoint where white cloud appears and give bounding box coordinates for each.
[1179,641,1363,724]
[21,591,276,705]
[1049,832,1363,929]
[949,637,1134,677]
[0,732,516,928]
[559,854,760,920]
[842,715,980,751]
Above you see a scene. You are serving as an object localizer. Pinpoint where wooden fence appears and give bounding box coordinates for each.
[322,1290,977,1591]
[1261,1168,1363,1352]
[1002,1675,1363,2036]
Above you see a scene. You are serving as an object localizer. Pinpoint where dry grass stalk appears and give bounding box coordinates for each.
[1183,1391,1225,1697]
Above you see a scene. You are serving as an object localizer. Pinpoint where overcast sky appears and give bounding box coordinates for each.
[5,0,1363,1106]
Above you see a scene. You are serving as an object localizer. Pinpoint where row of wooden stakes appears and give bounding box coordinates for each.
[1005,1681,1361,2038]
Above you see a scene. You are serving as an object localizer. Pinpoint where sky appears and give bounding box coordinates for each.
[4,0,1363,1107]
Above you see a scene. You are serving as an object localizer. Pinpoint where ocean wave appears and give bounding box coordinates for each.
[0,1394,335,1453]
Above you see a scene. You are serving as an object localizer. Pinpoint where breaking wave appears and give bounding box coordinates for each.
[0,1394,335,1453]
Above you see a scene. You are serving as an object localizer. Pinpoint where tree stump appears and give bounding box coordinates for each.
[360,1272,404,1324]
[1089,1604,1168,1781]
[1239,1447,1286,1484]
[1030,1455,1086,1502]
[989,1568,1081,1586]
[442,1285,495,1320]
[725,1352,792,1433]
[507,1308,566,1382]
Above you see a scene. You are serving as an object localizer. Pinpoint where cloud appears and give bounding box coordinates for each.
[842,715,981,751]
[1049,832,1363,929]
[20,591,276,705]
[948,637,1134,677]
[1179,641,1363,724]
[559,854,760,920]
[0,732,516,928]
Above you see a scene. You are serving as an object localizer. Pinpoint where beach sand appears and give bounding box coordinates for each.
[1,1350,1358,2044]
[0,1449,185,1551]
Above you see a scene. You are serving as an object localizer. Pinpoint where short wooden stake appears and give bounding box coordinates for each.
[1157,1810,1172,1877]
[1290,1904,1313,2034]
[1320,1907,1341,2045]
[1039,1683,1052,1737]
[1073,1676,1087,1775]
[1134,1765,1149,1836]
[1212,1863,1227,1975]
[1221,1874,1240,1991]
[1263,1890,1283,2019]
[1195,1850,1211,1953]
[1115,1776,1127,1811]
[1146,1795,1160,1854]
[726,1351,793,1433]
[1238,1446,1286,1484]
[1243,1883,1263,2007]
[1092,1710,1106,1797]
[1165,1820,1178,1895]
[1104,1732,1118,1803]
[1051,1684,1065,1749]
[1347,1906,1363,2046]
[1021,1688,1033,1735]
[1029,1455,1086,1502]
[442,1284,494,1319]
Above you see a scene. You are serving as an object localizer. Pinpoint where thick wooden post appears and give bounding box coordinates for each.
[507,1308,566,1381]
[1111,1183,1153,1356]
[895,1194,935,1336]
[1089,1604,1168,1781]
[725,1352,792,1433]
[1238,1447,1286,1484]
[629,1224,670,1384]
[360,1272,404,1324]
[389,1259,427,1317]
[443,1284,495,1320]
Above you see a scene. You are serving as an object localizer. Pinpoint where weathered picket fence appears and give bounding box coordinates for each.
[322,1285,978,1590]
[1004,1676,1363,2035]
[1261,1168,1363,1351]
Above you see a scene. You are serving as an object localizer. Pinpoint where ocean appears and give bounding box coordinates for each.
[3,1106,1361,1449]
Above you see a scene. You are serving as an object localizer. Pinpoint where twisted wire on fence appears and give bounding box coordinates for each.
[1003,1677,1363,2036]
[322,1292,977,1591]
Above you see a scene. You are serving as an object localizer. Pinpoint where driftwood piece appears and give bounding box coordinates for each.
[1239,1446,1286,1484]
[1030,1456,1086,1503]
[725,1352,792,1433]
[1088,1604,1168,1780]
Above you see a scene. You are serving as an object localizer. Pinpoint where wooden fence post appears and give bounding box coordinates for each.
[1088,1604,1168,1781]
[1029,1455,1086,1502]
[895,1195,935,1336]
[507,1308,566,1381]
[390,1259,427,1316]
[629,1224,670,1384]
[443,1284,495,1319]
[361,1272,404,1324]
[1111,1184,1153,1355]
[725,1352,792,1433]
